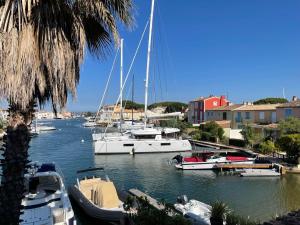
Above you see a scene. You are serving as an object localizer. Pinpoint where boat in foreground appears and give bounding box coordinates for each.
[69,168,127,222]
[173,153,256,170]
[20,162,76,225]
[174,195,211,225]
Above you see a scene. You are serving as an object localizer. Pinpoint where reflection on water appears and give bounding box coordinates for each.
[29,119,300,222]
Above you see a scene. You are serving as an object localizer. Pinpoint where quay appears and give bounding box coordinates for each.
[128,188,177,216]
[189,139,257,156]
[128,188,165,211]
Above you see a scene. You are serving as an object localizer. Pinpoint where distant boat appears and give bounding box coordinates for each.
[174,195,211,225]
[20,162,76,225]
[69,168,128,222]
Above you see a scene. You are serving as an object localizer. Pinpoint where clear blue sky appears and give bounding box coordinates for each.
[67,0,300,112]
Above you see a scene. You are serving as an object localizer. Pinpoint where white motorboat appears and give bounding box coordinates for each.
[20,162,76,225]
[36,126,56,132]
[83,121,98,127]
[174,195,211,225]
[94,127,191,154]
[69,168,127,222]
[173,153,255,170]
[240,169,280,177]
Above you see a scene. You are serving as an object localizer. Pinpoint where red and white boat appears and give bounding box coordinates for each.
[173,153,256,170]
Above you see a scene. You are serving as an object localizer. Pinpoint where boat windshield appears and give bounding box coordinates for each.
[25,175,61,196]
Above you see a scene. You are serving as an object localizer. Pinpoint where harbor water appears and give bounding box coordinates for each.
[29,118,300,223]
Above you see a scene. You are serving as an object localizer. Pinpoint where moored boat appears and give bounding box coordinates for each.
[20,162,76,225]
[173,153,256,170]
[69,168,127,222]
[174,195,211,225]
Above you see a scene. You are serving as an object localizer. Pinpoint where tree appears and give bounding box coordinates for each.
[199,121,224,142]
[122,100,144,110]
[276,134,300,162]
[0,1,133,224]
[253,97,288,105]
[278,117,300,135]
[148,102,188,113]
[258,140,276,155]
[240,125,262,148]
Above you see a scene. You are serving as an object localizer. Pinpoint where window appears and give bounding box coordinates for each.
[223,112,227,120]
[271,112,276,123]
[236,112,242,122]
[284,108,292,118]
[245,112,251,119]
[259,112,265,120]
[161,143,171,146]
[123,144,134,147]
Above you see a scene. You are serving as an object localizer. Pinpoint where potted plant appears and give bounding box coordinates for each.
[209,201,229,225]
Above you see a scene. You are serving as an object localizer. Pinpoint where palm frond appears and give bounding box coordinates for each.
[0,0,134,111]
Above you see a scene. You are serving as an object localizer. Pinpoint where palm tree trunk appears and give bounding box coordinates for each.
[0,104,33,225]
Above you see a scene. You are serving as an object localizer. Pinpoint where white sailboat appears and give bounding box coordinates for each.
[93,0,191,154]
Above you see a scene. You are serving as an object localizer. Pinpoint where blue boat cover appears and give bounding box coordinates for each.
[37,163,56,172]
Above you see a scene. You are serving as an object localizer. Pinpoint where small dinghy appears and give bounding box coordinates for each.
[20,162,76,225]
[174,195,211,225]
[69,167,126,222]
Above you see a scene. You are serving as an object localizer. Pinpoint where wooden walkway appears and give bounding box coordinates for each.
[215,163,272,170]
[190,139,257,156]
[128,188,165,210]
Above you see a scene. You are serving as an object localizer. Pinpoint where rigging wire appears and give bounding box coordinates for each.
[93,46,120,125]
[103,19,150,135]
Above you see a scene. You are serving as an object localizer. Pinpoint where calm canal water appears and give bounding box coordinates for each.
[29,118,300,223]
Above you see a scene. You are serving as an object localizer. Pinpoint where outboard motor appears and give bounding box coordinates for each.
[172,155,183,163]
[177,195,189,205]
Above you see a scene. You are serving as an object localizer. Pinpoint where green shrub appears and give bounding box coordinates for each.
[258,140,276,154]
[199,121,224,142]
[278,117,300,135]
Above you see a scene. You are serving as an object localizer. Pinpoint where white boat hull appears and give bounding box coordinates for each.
[69,186,124,221]
[176,160,255,170]
[94,139,191,154]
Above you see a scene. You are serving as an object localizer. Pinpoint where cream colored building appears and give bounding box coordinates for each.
[276,99,300,121]
[206,103,278,129]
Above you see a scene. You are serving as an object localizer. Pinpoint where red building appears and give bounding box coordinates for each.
[188,95,229,124]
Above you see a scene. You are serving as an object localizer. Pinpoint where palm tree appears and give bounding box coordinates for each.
[0,1,133,224]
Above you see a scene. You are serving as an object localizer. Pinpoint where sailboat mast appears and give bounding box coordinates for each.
[120,38,124,131]
[144,0,155,128]
[132,74,134,125]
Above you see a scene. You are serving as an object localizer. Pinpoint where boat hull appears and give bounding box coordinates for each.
[69,186,124,222]
[176,160,254,170]
[94,139,191,154]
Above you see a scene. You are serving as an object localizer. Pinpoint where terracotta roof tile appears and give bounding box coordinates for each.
[277,100,300,108]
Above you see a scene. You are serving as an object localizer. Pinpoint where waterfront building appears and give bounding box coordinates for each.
[187,95,229,124]
[206,103,279,129]
[97,104,144,122]
[276,96,300,121]
[206,103,279,139]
